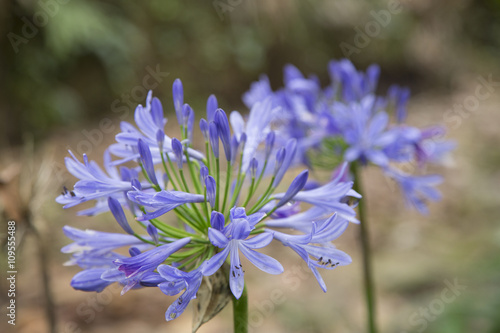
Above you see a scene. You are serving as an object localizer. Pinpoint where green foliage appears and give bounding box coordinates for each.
[2,0,499,146]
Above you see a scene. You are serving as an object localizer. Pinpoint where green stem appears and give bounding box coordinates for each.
[248,177,275,214]
[233,285,248,333]
[166,153,183,191]
[253,159,268,192]
[351,162,377,333]
[242,177,256,207]
[139,164,161,191]
[205,141,212,175]
[215,157,220,211]
[149,216,206,241]
[221,162,232,213]
[173,208,205,234]
[160,151,180,191]
[175,253,201,270]
[185,151,202,194]
[191,203,206,228]
[203,188,211,224]
[179,169,191,193]
[181,125,187,140]
[225,173,246,220]
[225,148,246,218]
[178,168,206,224]
[133,233,156,246]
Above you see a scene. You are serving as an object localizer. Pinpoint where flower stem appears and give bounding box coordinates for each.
[203,188,210,224]
[248,177,275,214]
[166,153,183,190]
[205,141,212,175]
[184,151,202,194]
[253,159,268,191]
[215,157,220,211]
[351,162,377,333]
[225,173,246,220]
[242,176,256,207]
[221,162,232,213]
[232,285,248,333]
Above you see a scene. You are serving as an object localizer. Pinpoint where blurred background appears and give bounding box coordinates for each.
[1,0,499,332]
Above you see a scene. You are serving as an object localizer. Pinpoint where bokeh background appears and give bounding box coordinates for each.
[1,0,500,332]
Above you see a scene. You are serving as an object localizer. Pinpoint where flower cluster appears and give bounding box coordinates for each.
[243,59,454,214]
[58,78,359,321]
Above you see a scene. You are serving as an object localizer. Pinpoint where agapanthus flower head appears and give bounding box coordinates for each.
[59,77,356,324]
[243,59,454,215]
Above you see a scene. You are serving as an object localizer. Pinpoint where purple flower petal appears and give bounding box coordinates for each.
[202,246,230,276]
[239,244,283,275]
[241,232,274,249]
[208,228,229,248]
[229,243,245,299]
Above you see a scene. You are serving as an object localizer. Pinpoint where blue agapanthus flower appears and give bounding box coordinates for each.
[56,150,145,216]
[243,58,454,213]
[203,209,283,299]
[272,213,352,292]
[157,264,204,321]
[59,78,358,323]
